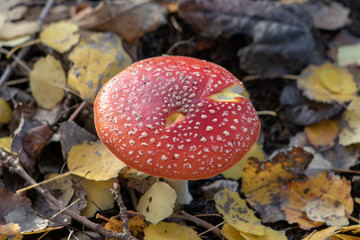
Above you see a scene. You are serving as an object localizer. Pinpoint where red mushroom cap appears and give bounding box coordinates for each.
[94,56,260,180]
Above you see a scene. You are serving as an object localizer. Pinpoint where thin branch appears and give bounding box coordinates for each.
[109,182,137,240]
[171,210,223,239]
[0,148,137,240]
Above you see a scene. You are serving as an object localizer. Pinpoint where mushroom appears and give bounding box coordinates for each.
[94,56,260,204]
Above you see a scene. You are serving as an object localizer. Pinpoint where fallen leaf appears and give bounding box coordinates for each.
[302,226,341,240]
[281,172,353,229]
[0,35,30,48]
[40,21,80,53]
[0,20,39,40]
[297,62,357,104]
[338,43,360,67]
[105,211,149,239]
[0,98,12,124]
[303,194,348,227]
[0,137,12,153]
[303,1,349,30]
[144,222,200,240]
[222,143,265,180]
[21,125,53,159]
[222,223,246,240]
[67,31,132,101]
[215,189,266,236]
[305,119,339,147]
[29,55,66,110]
[201,179,239,202]
[79,178,114,218]
[42,173,74,211]
[4,206,48,234]
[179,0,315,78]
[74,1,167,44]
[280,83,344,126]
[137,182,176,225]
[242,147,312,222]
[339,97,360,146]
[240,227,287,240]
[67,140,126,181]
[0,223,22,240]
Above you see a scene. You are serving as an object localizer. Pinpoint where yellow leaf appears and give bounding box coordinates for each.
[297,62,357,103]
[281,172,353,229]
[0,98,11,124]
[0,223,22,240]
[215,189,266,236]
[80,178,114,218]
[0,137,12,153]
[222,223,246,240]
[105,211,149,239]
[302,226,341,240]
[222,143,265,180]
[305,120,339,147]
[240,227,287,240]
[40,21,80,53]
[67,32,132,101]
[303,194,348,226]
[137,182,176,225]
[339,98,360,146]
[29,55,66,109]
[67,141,126,181]
[242,147,312,206]
[0,35,30,47]
[144,222,200,240]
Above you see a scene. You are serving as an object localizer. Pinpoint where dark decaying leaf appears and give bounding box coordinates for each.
[179,0,316,78]
[280,83,344,126]
[58,121,97,159]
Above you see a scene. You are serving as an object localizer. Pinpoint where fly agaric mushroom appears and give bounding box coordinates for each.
[94,56,260,204]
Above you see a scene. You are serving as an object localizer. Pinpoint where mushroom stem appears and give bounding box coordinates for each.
[166,179,193,205]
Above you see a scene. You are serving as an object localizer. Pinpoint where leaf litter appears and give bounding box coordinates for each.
[1,0,360,239]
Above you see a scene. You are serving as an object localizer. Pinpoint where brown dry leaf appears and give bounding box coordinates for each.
[137,182,176,225]
[21,125,53,159]
[0,223,22,240]
[242,147,312,222]
[67,31,132,101]
[143,222,201,240]
[281,172,353,229]
[79,178,114,218]
[339,97,360,146]
[29,55,66,110]
[73,1,167,44]
[40,21,80,53]
[0,98,12,124]
[67,140,126,181]
[297,62,357,103]
[215,189,266,236]
[105,211,148,239]
[303,194,348,226]
[305,119,339,148]
[222,142,265,180]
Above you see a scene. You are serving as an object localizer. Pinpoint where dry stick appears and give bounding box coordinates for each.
[0,148,137,240]
[171,210,223,239]
[109,182,137,240]
[68,100,87,122]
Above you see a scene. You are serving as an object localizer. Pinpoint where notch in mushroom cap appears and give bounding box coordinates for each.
[94,55,260,181]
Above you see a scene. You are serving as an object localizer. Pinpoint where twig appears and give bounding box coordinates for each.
[171,210,223,239]
[109,182,137,240]
[0,148,137,240]
[68,100,87,122]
